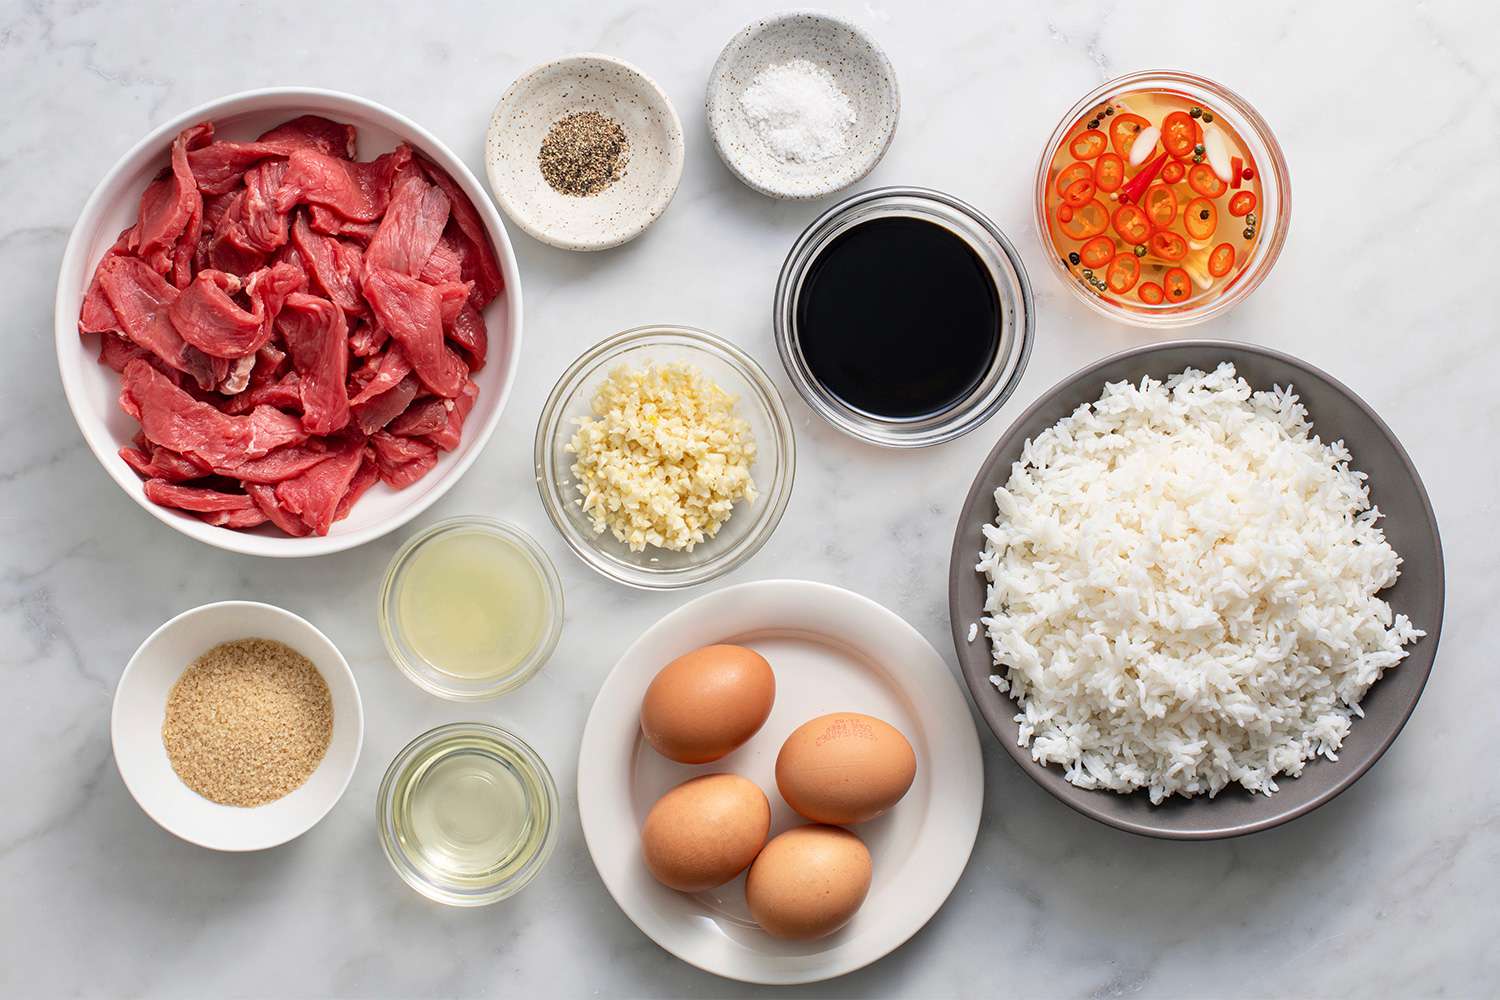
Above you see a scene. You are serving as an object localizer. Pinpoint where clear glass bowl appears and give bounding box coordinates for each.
[774,186,1034,447]
[379,516,563,701]
[534,325,796,590]
[377,723,560,907]
[1034,69,1291,328]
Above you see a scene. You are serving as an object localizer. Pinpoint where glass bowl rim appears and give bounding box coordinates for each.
[533,323,797,591]
[1032,68,1292,328]
[378,515,564,701]
[376,721,561,906]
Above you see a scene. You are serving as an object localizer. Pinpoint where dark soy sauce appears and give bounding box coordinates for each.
[795,216,1001,420]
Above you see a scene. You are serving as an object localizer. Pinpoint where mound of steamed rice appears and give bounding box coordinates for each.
[977,363,1422,803]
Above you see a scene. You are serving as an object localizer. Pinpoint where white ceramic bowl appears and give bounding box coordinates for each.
[55,87,524,557]
[486,54,684,251]
[111,601,364,851]
[707,11,899,200]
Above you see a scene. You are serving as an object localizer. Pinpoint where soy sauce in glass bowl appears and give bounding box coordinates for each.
[774,187,1034,448]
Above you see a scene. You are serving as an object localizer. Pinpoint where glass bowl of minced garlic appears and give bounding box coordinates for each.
[535,325,796,590]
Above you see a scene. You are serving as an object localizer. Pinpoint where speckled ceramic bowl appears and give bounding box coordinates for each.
[707,11,899,200]
[486,54,684,252]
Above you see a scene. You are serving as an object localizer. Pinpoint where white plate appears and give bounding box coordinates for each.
[577,579,982,985]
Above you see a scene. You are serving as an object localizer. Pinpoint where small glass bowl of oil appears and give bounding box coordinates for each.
[379,516,563,700]
[377,722,560,906]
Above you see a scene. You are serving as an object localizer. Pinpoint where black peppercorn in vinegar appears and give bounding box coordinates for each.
[793,216,1001,420]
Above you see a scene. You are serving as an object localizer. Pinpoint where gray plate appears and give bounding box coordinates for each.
[947,341,1444,839]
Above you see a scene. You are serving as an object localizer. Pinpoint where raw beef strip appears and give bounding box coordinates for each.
[198,507,270,529]
[387,396,449,437]
[416,154,504,307]
[274,439,366,536]
[79,228,134,334]
[425,378,478,451]
[363,266,467,398]
[365,170,449,276]
[131,123,210,276]
[348,320,387,357]
[418,233,463,285]
[221,441,334,483]
[219,354,257,394]
[96,332,159,376]
[275,144,413,222]
[97,256,219,389]
[120,441,209,482]
[169,262,305,358]
[143,479,255,512]
[348,347,412,404]
[187,116,356,195]
[121,359,307,467]
[353,372,420,435]
[241,159,291,252]
[246,483,311,536]
[205,192,269,276]
[308,206,380,243]
[333,451,380,523]
[371,431,439,489]
[447,302,488,370]
[290,214,365,315]
[278,292,351,434]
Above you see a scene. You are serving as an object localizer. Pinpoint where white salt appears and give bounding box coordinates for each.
[738,59,855,164]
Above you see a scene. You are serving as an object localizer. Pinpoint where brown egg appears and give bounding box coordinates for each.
[746,825,872,940]
[775,712,917,825]
[640,774,771,893]
[640,644,775,764]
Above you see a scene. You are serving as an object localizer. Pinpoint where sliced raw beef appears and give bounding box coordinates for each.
[131,123,210,277]
[221,440,334,483]
[275,144,413,222]
[425,378,478,451]
[353,372,420,436]
[144,478,255,513]
[274,438,367,536]
[79,228,134,334]
[198,507,271,529]
[169,262,304,358]
[418,233,464,285]
[371,431,439,489]
[187,116,356,195]
[290,213,365,315]
[205,192,269,276]
[416,154,504,307]
[97,256,219,389]
[278,292,351,434]
[387,396,449,437]
[246,483,311,536]
[333,450,380,523]
[121,359,306,467]
[363,266,467,397]
[348,320,387,357]
[348,347,412,404]
[365,170,449,276]
[241,159,291,252]
[120,440,209,482]
[308,206,380,243]
[447,302,488,370]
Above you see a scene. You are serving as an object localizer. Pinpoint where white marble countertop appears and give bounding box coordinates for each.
[2,1,1495,996]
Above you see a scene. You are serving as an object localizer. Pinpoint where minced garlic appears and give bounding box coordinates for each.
[567,362,757,552]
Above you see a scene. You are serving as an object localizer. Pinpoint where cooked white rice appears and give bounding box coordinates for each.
[976,363,1422,803]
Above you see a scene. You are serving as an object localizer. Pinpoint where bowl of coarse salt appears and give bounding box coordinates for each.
[707,11,900,200]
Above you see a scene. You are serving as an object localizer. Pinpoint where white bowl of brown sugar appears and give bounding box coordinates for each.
[111,601,364,851]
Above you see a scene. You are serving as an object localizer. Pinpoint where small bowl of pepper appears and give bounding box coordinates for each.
[486,53,685,252]
[1035,69,1290,327]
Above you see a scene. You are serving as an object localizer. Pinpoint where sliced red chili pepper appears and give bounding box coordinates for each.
[1093,152,1124,193]
[1138,281,1165,304]
[1062,176,1097,208]
[1161,160,1186,184]
[1055,161,1093,198]
[1208,242,1235,277]
[1105,252,1140,294]
[1079,235,1115,269]
[1069,131,1108,160]
[1119,151,1170,204]
[1058,198,1109,240]
[1184,197,1217,241]
[1149,230,1188,261]
[1112,203,1152,245]
[1228,191,1257,217]
[1143,184,1177,230]
[1109,112,1152,160]
[1230,155,1243,190]
[1187,162,1228,198]
[1163,267,1192,302]
[1160,111,1198,158]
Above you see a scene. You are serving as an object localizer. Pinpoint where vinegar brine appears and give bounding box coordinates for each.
[1035,72,1288,324]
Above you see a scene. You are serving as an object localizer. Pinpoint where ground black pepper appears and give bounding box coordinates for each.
[538,111,629,197]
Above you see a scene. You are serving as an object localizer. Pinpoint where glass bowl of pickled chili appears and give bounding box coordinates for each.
[1034,70,1290,327]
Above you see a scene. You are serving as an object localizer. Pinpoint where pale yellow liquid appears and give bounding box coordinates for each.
[395,530,548,680]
